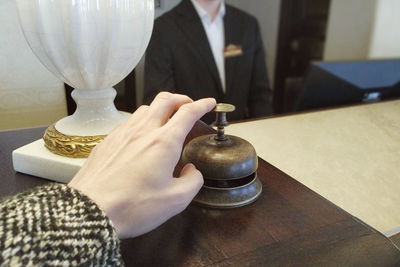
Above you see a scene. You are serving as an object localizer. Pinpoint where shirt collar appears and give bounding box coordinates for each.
[191,0,226,22]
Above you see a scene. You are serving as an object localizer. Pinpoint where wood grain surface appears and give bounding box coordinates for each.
[1,123,399,266]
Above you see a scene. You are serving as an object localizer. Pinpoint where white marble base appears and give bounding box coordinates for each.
[12,139,85,183]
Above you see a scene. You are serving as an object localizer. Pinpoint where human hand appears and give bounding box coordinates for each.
[68,92,216,239]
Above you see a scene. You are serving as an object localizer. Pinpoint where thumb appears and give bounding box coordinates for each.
[172,163,204,201]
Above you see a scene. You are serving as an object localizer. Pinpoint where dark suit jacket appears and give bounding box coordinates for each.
[144,0,273,123]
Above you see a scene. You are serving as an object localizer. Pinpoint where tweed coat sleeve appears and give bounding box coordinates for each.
[0,183,123,266]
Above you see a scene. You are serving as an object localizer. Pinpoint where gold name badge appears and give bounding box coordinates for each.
[224,44,243,58]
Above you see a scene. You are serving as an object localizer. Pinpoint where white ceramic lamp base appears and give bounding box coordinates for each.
[57,88,129,136]
[12,88,131,183]
[13,0,155,182]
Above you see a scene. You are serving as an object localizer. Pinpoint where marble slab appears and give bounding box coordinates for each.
[228,100,400,237]
[13,139,85,183]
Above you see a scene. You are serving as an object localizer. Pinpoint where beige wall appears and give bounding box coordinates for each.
[324,0,400,61]
[324,0,377,61]
[155,0,180,17]
[0,0,67,130]
[369,0,400,58]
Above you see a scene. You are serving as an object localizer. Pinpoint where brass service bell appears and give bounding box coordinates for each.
[182,103,262,208]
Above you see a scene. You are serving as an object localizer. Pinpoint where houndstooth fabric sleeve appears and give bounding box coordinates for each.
[0,183,123,266]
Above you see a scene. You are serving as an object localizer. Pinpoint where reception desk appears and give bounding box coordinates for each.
[1,101,400,265]
[229,99,400,240]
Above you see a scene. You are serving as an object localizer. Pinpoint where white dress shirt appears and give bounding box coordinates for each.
[191,0,226,93]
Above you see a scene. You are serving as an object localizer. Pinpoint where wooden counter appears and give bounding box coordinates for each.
[229,100,400,241]
[0,120,399,266]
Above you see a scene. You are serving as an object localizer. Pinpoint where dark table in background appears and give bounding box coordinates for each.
[1,123,399,266]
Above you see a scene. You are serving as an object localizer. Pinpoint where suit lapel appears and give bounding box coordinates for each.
[174,0,223,95]
[224,7,241,95]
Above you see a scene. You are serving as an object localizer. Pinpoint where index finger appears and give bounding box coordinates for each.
[165,98,216,141]
[146,92,193,128]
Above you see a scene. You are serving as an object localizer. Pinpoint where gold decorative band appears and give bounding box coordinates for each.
[43,124,106,158]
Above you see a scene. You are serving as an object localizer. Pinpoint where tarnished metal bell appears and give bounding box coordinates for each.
[182,103,262,208]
